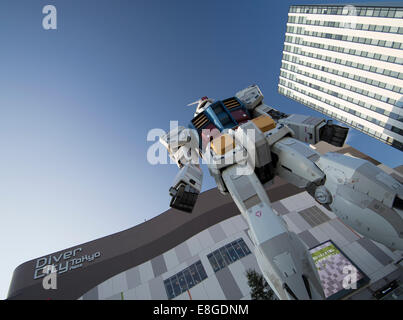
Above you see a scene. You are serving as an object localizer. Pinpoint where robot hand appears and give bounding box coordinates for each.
[319,120,349,147]
[169,164,203,213]
[169,183,199,213]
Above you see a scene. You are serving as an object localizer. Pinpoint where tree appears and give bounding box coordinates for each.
[246,269,275,300]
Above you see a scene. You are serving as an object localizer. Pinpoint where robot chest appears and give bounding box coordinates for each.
[190,97,250,149]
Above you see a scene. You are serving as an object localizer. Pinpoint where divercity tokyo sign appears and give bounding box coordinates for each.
[33,247,101,280]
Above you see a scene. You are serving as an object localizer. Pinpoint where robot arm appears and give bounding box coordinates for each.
[276,115,349,147]
[169,164,202,213]
[318,120,350,147]
[235,85,349,147]
[160,126,203,213]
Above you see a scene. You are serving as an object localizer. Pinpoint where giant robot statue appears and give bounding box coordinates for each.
[159,84,403,300]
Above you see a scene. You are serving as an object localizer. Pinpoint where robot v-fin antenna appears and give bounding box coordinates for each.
[187,99,201,107]
[187,96,209,107]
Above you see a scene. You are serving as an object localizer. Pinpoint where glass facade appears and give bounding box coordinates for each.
[279,4,403,150]
[289,5,403,19]
[285,27,403,51]
[287,17,403,35]
[280,61,403,126]
[163,260,208,300]
[207,238,251,273]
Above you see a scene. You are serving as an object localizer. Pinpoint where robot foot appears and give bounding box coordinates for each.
[255,231,325,300]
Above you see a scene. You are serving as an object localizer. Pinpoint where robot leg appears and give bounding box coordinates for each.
[221,164,325,300]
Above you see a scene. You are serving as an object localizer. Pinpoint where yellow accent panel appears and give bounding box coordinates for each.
[211,134,235,155]
[252,114,276,132]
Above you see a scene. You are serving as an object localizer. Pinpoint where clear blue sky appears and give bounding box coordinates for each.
[0,0,401,299]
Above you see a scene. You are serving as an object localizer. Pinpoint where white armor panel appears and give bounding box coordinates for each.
[278,114,326,145]
[160,126,200,167]
[272,137,324,188]
[222,164,325,300]
[235,84,264,111]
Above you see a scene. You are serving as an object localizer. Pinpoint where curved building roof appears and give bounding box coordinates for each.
[7,176,302,300]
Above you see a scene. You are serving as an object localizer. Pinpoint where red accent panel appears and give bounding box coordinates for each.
[236,120,250,126]
[201,123,220,150]
[230,109,250,123]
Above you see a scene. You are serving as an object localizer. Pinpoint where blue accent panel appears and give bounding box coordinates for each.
[205,101,238,131]
[205,104,224,131]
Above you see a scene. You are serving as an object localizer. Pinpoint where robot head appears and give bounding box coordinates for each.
[188,96,214,117]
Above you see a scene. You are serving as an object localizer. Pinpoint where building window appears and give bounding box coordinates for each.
[207,238,252,273]
[164,260,208,300]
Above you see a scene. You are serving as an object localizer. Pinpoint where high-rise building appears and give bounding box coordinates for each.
[7,142,403,300]
[278,3,403,150]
